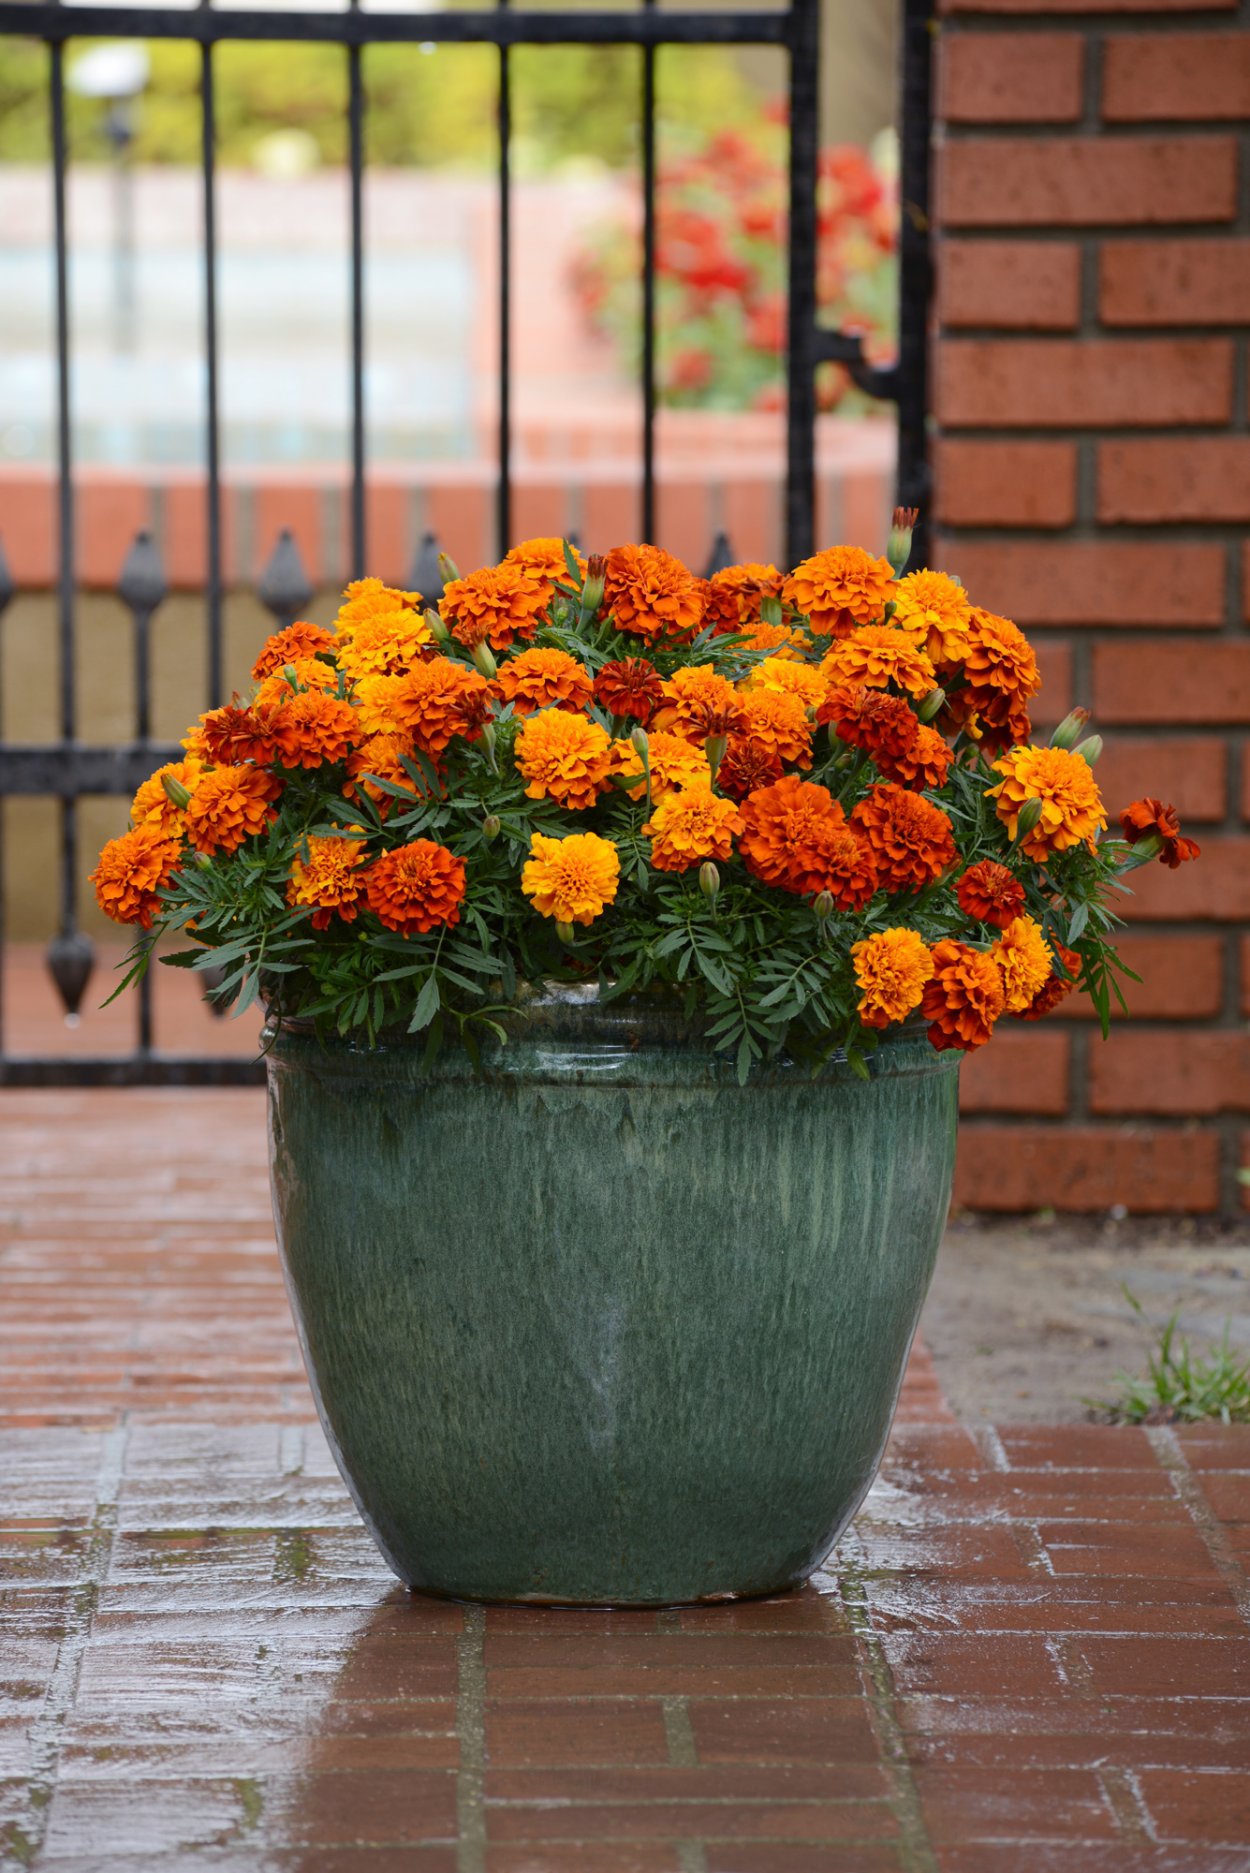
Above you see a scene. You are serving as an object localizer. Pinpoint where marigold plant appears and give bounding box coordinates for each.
[94,521,1198,1079]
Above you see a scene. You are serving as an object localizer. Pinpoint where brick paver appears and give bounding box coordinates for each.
[2,1092,1248,1869]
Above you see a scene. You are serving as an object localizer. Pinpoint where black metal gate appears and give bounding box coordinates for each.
[0,0,933,1085]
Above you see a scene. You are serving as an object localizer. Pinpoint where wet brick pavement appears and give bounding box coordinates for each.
[2,1090,1249,1871]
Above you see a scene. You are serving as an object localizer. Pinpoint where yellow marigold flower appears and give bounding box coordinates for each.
[852,927,935,1030]
[495,646,593,717]
[736,688,814,768]
[521,830,620,925]
[130,759,202,836]
[653,664,746,740]
[741,656,828,711]
[515,708,613,811]
[609,731,713,802]
[782,545,895,639]
[287,835,367,930]
[642,784,744,873]
[989,915,1054,1015]
[335,609,434,681]
[891,569,973,666]
[335,577,422,638]
[820,625,936,701]
[987,744,1108,862]
[345,732,424,808]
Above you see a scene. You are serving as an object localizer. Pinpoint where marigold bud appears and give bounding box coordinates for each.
[887,505,919,577]
[704,732,728,777]
[161,773,193,811]
[555,920,575,945]
[425,606,450,645]
[471,640,498,680]
[1014,797,1044,841]
[629,725,650,759]
[581,554,606,614]
[194,851,213,870]
[917,686,946,723]
[813,890,835,920]
[1075,734,1103,766]
[1050,707,1092,750]
[437,551,461,586]
[482,814,501,842]
[699,861,720,900]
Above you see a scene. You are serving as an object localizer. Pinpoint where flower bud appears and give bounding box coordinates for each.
[887,504,919,577]
[425,606,450,645]
[917,686,945,724]
[629,725,649,759]
[813,890,835,920]
[282,662,300,690]
[471,640,498,680]
[699,861,720,900]
[704,732,728,777]
[194,851,213,871]
[437,551,461,587]
[482,813,501,842]
[555,920,575,946]
[161,773,193,811]
[1014,797,1044,842]
[581,553,606,614]
[1049,707,1091,750]
[1074,734,1103,766]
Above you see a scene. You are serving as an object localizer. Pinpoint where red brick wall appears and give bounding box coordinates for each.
[935,0,1249,1215]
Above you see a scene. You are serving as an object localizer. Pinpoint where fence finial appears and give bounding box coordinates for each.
[703,531,735,578]
[46,930,95,1024]
[118,529,167,615]
[0,536,13,619]
[258,529,313,628]
[409,530,445,607]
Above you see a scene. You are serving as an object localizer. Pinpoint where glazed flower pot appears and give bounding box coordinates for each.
[266,990,960,1606]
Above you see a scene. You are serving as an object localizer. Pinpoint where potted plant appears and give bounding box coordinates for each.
[93,518,1198,1605]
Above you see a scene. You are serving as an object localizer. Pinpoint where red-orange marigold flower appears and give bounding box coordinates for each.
[185,765,283,856]
[956,859,1027,931]
[263,691,359,769]
[920,938,1005,1054]
[364,839,466,936]
[593,657,665,726]
[199,702,279,767]
[716,737,784,801]
[703,562,784,633]
[1119,797,1201,869]
[495,647,594,717]
[1017,943,1081,1022]
[781,545,895,639]
[949,608,1041,751]
[442,562,549,650]
[602,543,706,644]
[850,783,959,895]
[738,773,877,906]
[91,822,183,929]
[252,621,338,680]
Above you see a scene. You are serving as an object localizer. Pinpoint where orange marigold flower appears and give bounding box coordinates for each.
[642,784,744,873]
[704,562,784,633]
[609,730,711,802]
[950,608,1041,751]
[264,691,359,769]
[1017,943,1081,1022]
[737,619,813,660]
[287,834,367,930]
[364,839,466,936]
[199,702,279,767]
[503,536,586,604]
[185,765,283,856]
[736,688,814,768]
[850,783,959,894]
[515,709,613,811]
[91,822,183,929]
[1119,797,1201,869]
[521,830,619,926]
[602,543,706,644]
[956,859,1026,931]
[496,646,593,717]
[820,625,937,700]
[852,927,934,1029]
[594,657,665,726]
[252,620,338,680]
[335,610,434,682]
[356,659,493,757]
[442,562,550,651]
[891,569,972,666]
[883,721,951,792]
[345,732,427,809]
[738,774,877,906]
[781,545,895,639]
[920,938,1005,1054]
[741,656,828,711]
[654,664,748,741]
[254,658,342,711]
[182,716,212,762]
[989,915,1054,1015]
[335,577,422,636]
[130,759,202,836]
[988,744,1107,862]
[716,737,784,801]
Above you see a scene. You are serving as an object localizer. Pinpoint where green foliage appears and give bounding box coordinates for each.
[1089,1288,1250,1426]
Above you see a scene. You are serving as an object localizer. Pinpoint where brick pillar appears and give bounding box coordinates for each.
[934,1,1249,1216]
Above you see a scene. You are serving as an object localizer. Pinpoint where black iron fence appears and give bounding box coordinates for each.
[0,0,933,1083]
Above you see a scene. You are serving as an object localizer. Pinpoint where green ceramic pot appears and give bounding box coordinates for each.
[265,988,960,1606]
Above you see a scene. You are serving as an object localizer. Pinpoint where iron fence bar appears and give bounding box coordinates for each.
[348,25,366,577]
[0,1058,266,1087]
[896,0,934,569]
[0,7,792,47]
[0,747,185,794]
[640,2,656,542]
[496,9,512,555]
[50,37,76,939]
[783,0,819,570]
[201,37,224,707]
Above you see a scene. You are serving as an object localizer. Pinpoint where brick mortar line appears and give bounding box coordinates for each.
[1148,1424,1250,1628]
[455,1603,487,1873]
[1049,1635,1155,1844]
[836,1566,939,1873]
[3,1419,129,1872]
